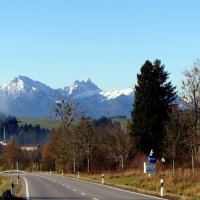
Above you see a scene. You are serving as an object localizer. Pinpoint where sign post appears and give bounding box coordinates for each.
[146,149,157,175]
[144,162,146,173]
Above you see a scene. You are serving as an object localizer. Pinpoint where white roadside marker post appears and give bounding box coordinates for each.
[17,173,19,184]
[11,179,13,195]
[62,170,63,176]
[78,171,80,179]
[144,162,146,173]
[160,178,164,197]
[102,174,104,184]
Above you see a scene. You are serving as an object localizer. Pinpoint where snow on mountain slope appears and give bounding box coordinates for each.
[100,87,134,100]
[0,76,57,98]
[0,76,62,117]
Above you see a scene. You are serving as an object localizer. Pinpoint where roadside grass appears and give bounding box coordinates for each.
[0,176,11,196]
[63,168,200,200]
[12,178,23,198]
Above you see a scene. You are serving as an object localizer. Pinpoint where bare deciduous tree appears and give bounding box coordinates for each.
[106,126,135,170]
[75,118,95,172]
[51,99,84,130]
[181,59,200,161]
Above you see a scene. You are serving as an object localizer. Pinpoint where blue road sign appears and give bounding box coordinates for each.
[148,155,157,164]
[147,163,156,174]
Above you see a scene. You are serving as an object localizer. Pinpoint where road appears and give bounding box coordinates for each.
[8,172,166,200]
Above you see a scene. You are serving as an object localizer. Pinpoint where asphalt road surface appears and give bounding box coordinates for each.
[19,173,166,200]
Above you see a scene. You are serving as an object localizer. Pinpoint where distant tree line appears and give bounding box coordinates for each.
[42,116,134,172]
[0,113,50,145]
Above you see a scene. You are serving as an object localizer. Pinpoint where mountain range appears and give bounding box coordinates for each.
[0,76,185,118]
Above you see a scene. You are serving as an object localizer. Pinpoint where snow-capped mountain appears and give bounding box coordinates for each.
[0,76,185,118]
[0,76,62,117]
[57,78,102,99]
[100,87,134,100]
[0,76,58,98]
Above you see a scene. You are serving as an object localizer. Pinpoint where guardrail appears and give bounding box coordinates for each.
[0,170,27,174]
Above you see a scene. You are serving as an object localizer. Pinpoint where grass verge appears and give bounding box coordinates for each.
[0,176,11,196]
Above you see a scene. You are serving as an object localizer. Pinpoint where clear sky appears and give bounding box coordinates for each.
[0,0,199,91]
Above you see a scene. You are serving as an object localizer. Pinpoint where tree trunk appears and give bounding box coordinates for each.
[172,147,175,176]
[121,155,124,170]
[73,152,76,173]
[192,149,195,174]
[87,147,90,173]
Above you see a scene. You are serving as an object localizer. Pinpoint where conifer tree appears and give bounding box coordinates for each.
[129,60,176,155]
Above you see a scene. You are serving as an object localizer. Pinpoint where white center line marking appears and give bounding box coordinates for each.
[92,198,99,200]
[73,189,77,191]
[22,177,30,200]
[81,193,86,195]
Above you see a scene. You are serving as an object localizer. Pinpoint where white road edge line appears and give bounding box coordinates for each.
[22,177,30,200]
[64,176,166,200]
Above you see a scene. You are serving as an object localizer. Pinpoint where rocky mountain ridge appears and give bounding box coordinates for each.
[0,76,184,118]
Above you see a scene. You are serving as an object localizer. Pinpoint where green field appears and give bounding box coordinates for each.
[18,117,128,130]
[18,117,60,129]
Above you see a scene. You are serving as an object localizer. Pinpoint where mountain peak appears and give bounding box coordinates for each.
[1,76,26,94]
[100,87,134,100]
[68,78,101,99]
[84,77,91,83]
[0,75,56,97]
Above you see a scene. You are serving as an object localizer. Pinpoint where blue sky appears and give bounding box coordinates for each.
[0,0,199,91]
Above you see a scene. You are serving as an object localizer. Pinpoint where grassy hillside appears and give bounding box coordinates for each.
[18,117,60,129]
[18,117,129,130]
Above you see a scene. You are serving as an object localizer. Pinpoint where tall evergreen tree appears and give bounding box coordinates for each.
[129,60,176,155]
